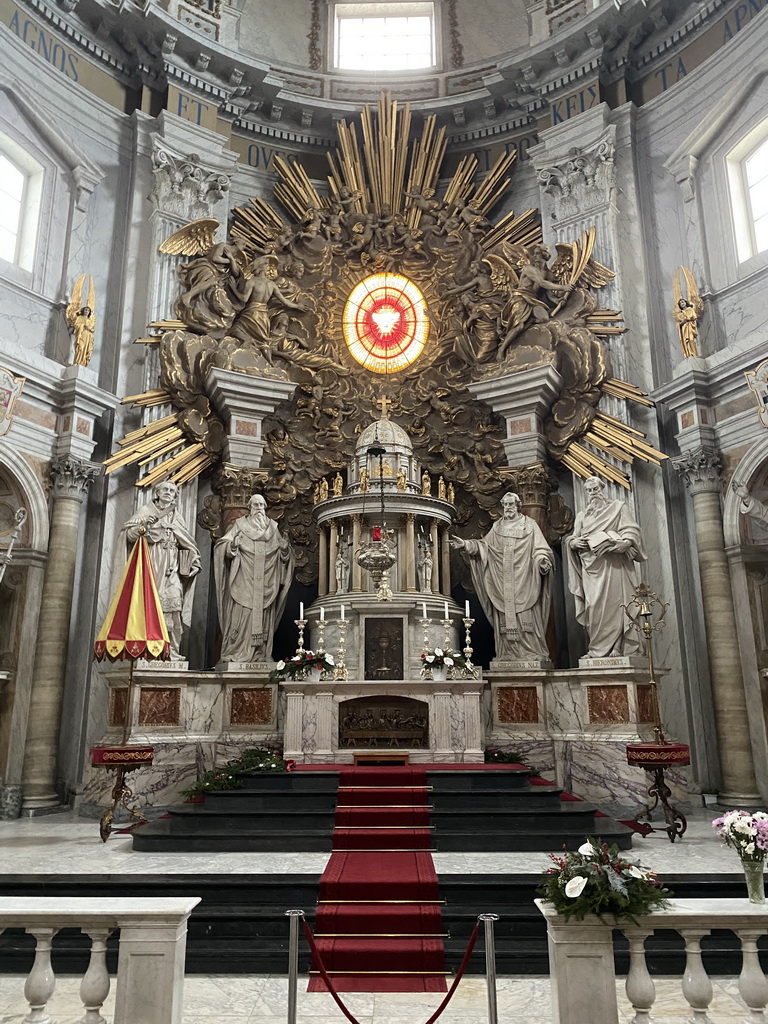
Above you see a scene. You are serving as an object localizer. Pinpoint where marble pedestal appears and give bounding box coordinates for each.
[282,677,485,764]
[487,665,688,817]
[79,665,280,813]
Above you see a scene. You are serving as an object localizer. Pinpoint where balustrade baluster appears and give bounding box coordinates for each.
[622,928,656,1024]
[736,928,768,1021]
[680,929,714,1023]
[79,928,112,1024]
[23,927,58,1024]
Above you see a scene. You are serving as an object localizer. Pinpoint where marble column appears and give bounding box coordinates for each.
[284,690,305,762]
[674,446,760,802]
[430,520,440,594]
[432,691,453,760]
[328,522,338,596]
[213,465,266,531]
[351,515,362,592]
[440,528,451,597]
[22,456,100,811]
[506,463,554,533]
[463,690,483,758]
[405,514,417,593]
[315,692,334,759]
[319,526,329,597]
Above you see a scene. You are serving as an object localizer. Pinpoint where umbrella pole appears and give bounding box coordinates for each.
[122,658,135,747]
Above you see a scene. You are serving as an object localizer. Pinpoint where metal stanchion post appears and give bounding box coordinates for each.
[478,913,500,1024]
[285,909,305,1024]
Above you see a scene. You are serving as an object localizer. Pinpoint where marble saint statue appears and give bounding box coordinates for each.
[118,481,201,656]
[564,476,646,658]
[214,494,294,663]
[418,542,433,593]
[451,492,553,660]
[335,542,350,594]
[734,482,768,528]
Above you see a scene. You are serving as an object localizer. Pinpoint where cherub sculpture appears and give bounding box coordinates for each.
[672,265,704,359]
[162,219,245,333]
[67,274,96,366]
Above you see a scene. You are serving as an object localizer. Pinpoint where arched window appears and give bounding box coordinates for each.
[0,153,27,264]
[727,123,768,264]
[332,2,436,71]
[0,138,43,272]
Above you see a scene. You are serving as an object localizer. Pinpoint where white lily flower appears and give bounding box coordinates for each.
[444,657,454,666]
[577,842,594,856]
[425,655,435,663]
[434,647,444,657]
[565,876,588,898]
[627,865,645,879]
[276,660,286,671]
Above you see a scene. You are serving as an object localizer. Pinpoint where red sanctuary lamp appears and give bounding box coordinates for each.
[91,534,170,841]
[624,583,690,843]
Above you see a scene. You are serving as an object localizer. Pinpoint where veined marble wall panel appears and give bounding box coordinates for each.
[237,0,313,65]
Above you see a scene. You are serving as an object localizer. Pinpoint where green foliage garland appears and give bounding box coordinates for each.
[181,748,291,798]
[537,837,672,922]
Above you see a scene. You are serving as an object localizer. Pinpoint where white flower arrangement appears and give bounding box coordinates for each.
[712,810,768,862]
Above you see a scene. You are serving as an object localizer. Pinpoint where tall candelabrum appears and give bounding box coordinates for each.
[623,582,689,844]
[334,617,348,680]
[622,583,669,744]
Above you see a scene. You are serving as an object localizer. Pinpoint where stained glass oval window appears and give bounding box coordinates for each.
[342,273,429,373]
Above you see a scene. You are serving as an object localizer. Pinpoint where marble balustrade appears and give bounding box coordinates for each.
[0,897,200,1024]
[537,898,768,1024]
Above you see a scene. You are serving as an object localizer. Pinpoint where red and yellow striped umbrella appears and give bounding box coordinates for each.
[94,535,170,661]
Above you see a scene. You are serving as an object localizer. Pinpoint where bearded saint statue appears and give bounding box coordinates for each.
[451,492,553,662]
[214,493,294,663]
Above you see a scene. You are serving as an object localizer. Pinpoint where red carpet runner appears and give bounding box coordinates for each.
[309,766,448,993]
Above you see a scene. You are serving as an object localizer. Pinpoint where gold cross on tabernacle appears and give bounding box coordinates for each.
[377,395,392,418]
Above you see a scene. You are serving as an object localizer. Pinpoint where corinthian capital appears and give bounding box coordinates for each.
[673,446,722,495]
[505,463,555,509]
[50,455,100,502]
[535,127,616,217]
[150,137,231,218]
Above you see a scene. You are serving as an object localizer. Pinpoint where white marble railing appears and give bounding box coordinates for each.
[537,898,768,1024]
[0,897,200,1024]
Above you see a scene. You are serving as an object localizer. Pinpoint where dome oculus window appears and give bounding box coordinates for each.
[333,3,435,71]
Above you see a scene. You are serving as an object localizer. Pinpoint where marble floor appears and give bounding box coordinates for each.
[0,806,749,876]
[0,971,756,1023]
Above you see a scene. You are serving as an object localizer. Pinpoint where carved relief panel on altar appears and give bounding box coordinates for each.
[364,617,404,680]
[338,695,428,748]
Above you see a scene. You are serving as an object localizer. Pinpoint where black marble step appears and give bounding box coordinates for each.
[205,790,338,811]
[0,873,765,976]
[427,769,532,790]
[432,818,633,852]
[166,807,337,832]
[133,819,334,851]
[430,802,606,831]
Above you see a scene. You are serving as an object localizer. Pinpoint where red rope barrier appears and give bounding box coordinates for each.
[301,919,482,1024]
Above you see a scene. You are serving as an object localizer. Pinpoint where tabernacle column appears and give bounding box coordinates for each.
[674,446,760,802]
[319,526,329,597]
[22,456,100,811]
[430,520,439,594]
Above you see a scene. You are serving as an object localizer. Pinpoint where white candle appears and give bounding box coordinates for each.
[299,601,304,620]
[320,606,325,621]
[444,601,449,620]
[465,599,470,618]
[422,602,427,619]
[340,604,345,620]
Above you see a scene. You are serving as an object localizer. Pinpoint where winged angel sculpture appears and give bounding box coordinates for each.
[66,273,96,367]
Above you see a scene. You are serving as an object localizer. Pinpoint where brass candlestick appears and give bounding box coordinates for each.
[295,619,308,655]
[315,618,327,655]
[462,617,476,678]
[442,618,453,678]
[420,616,433,679]
[334,618,348,680]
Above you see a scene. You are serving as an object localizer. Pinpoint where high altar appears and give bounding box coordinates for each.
[79,96,687,818]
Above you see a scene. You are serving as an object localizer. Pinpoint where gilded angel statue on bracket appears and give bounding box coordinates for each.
[495,228,615,360]
[672,265,704,359]
[66,274,96,367]
[161,218,246,333]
